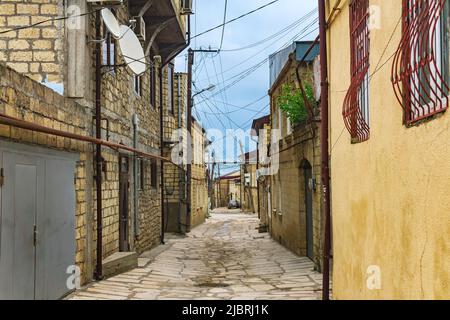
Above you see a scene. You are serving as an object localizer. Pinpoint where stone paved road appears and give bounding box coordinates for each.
[68,210,323,300]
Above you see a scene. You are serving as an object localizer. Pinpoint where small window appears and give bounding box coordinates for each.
[134,74,142,97]
[342,0,370,143]
[137,159,145,191]
[392,0,450,124]
[150,160,157,189]
[102,27,117,72]
[167,64,174,113]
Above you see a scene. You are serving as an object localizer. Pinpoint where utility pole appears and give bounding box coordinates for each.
[186,47,219,231]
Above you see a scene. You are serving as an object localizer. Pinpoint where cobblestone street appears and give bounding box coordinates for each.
[68,210,323,300]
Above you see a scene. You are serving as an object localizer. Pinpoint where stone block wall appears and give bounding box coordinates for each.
[163,72,188,232]
[0,63,92,284]
[190,120,208,228]
[0,2,168,283]
[268,59,323,270]
[0,0,65,83]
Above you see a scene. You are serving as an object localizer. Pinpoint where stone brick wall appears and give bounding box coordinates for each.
[0,63,92,284]
[241,164,257,213]
[96,6,163,257]
[0,0,65,83]
[190,120,208,228]
[268,58,323,270]
[162,72,208,231]
[0,2,169,283]
[163,72,187,232]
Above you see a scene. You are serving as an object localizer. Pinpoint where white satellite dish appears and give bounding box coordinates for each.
[101,8,122,38]
[118,25,146,75]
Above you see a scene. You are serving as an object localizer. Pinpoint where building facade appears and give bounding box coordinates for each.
[190,117,209,228]
[0,0,188,299]
[251,115,271,230]
[240,150,258,213]
[266,41,323,269]
[327,0,449,299]
[213,170,240,208]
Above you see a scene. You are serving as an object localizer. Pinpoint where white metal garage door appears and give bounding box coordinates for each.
[0,141,77,300]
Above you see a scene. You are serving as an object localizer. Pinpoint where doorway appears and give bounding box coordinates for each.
[119,155,130,252]
[302,160,314,260]
[0,142,77,299]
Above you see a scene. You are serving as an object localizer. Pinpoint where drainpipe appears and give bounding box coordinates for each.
[133,114,140,237]
[186,48,194,232]
[177,75,183,233]
[94,10,103,280]
[159,64,166,244]
[318,0,332,300]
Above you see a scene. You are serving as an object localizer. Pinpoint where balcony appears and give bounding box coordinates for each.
[129,0,188,64]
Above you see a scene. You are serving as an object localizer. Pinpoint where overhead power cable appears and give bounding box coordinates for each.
[220,8,317,52]
[218,0,229,51]
[0,9,100,35]
[192,0,282,40]
[196,21,319,104]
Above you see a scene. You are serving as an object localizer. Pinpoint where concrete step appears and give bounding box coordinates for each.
[102,252,138,278]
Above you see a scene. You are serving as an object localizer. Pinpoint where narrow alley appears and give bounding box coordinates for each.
[68,210,322,300]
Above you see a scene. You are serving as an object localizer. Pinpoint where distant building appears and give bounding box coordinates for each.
[214,170,241,208]
[251,115,271,230]
[239,150,258,213]
[265,41,323,269]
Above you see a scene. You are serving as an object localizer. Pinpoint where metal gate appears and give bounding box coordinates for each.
[0,141,77,300]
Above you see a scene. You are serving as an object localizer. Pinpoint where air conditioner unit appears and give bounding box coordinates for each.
[133,16,146,41]
[180,0,193,15]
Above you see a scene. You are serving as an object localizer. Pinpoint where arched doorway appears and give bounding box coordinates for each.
[301,159,314,260]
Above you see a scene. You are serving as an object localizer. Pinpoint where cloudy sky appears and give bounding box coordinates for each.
[174,0,318,171]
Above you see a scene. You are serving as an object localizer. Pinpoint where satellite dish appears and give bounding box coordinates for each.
[101,8,122,38]
[118,25,146,75]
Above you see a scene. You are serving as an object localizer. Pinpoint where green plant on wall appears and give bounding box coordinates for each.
[277,82,315,125]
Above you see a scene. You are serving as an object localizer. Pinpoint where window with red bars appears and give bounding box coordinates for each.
[342,0,370,143]
[392,0,450,125]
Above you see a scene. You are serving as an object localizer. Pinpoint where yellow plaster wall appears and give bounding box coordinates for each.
[328,0,450,299]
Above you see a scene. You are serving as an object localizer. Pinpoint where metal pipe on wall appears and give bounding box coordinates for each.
[186,48,194,233]
[318,0,332,301]
[133,114,140,237]
[159,64,166,244]
[94,10,103,280]
[177,74,183,233]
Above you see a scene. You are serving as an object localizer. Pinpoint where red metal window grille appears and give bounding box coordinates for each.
[343,0,371,143]
[392,0,450,125]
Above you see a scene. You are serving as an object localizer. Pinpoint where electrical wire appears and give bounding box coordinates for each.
[0,9,101,35]
[196,22,319,104]
[192,0,282,40]
[220,8,317,52]
[218,0,228,51]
